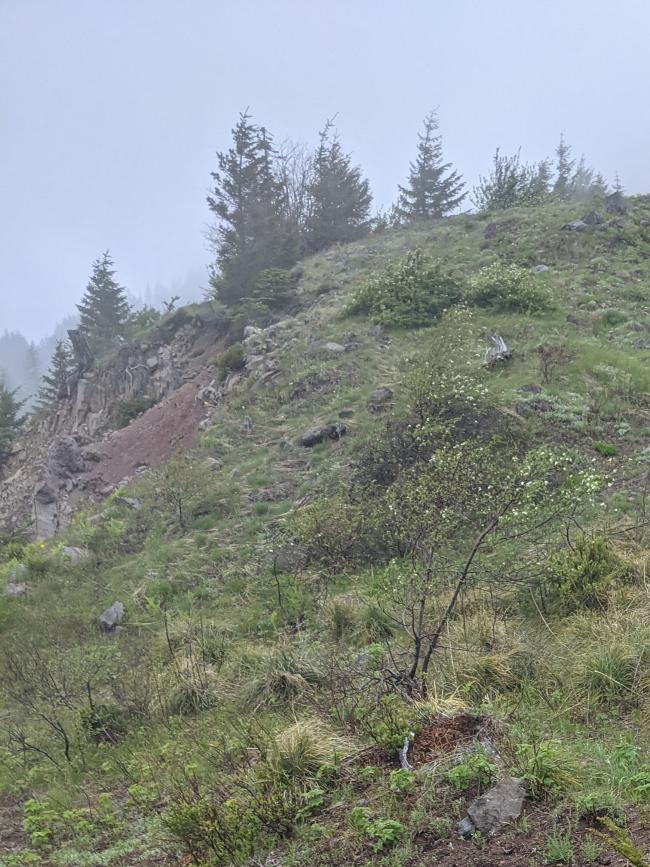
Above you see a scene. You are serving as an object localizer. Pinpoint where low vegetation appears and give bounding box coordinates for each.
[3,194,650,865]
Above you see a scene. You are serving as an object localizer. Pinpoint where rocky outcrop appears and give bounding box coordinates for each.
[0,304,229,538]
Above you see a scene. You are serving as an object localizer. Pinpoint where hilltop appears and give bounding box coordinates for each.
[2,195,650,865]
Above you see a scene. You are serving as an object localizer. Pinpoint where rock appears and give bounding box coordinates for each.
[465,777,526,836]
[113,496,141,510]
[196,385,220,405]
[368,324,385,338]
[243,325,263,339]
[48,436,86,476]
[300,423,347,448]
[99,601,125,633]
[456,816,476,838]
[368,386,394,408]
[566,314,584,327]
[7,563,27,581]
[323,342,346,354]
[5,582,29,597]
[635,338,650,350]
[61,546,89,564]
[519,383,542,394]
[531,264,549,273]
[146,355,159,370]
[338,408,355,418]
[562,220,588,232]
[582,210,604,226]
[605,191,627,215]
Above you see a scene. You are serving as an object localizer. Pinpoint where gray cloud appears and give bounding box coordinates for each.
[1,0,649,337]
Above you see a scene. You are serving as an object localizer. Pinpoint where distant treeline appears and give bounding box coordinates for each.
[205,110,616,306]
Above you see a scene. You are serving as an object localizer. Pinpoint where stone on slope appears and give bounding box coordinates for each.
[99,601,125,633]
[300,423,347,448]
[457,776,527,838]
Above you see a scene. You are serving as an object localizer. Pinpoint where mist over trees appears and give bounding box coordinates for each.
[207,112,372,304]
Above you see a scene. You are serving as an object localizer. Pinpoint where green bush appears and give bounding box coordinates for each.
[465,262,550,312]
[516,740,577,798]
[347,249,462,328]
[113,396,156,428]
[249,267,299,310]
[349,807,405,852]
[593,441,617,456]
[548,536,632,613]
[218,342,246,380]
[446,751,497,791]
[579,645,639,708]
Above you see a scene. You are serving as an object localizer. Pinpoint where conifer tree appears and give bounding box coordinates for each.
[36,340,74,408]
[207,112,297,304]
[0,381,25,463]
[305,121,372,252]
[553,134,575,200]
[77,252,130,353]
[397,111,466,220]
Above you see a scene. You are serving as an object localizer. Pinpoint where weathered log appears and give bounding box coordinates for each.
[485,334,512,366]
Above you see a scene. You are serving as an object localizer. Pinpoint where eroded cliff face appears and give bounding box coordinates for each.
[0,304,229,538]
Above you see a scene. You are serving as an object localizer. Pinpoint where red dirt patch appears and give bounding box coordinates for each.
[83,378,209,490]
[411,714,484,767]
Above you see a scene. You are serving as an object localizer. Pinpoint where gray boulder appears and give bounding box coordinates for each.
[300,423,347,448]
[562,219,588,232]
[582,210,604,226]
[323,342,346,354]
[531,264,549,273]
[113,496,141,510]
[368,386,394,409]
[61,546,89,564]
[7,563,27,581]
[457,777,526,838]
[5,582,29,597]
[99,601,125,633]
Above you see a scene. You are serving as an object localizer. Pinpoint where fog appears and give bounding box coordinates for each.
[1,0,649,339]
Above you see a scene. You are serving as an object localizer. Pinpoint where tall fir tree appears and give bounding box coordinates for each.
[0,381,25,463]
[77,252,130,353]
[305,121,372,252]
[207,112,297,304]
[36,340,74,408]
[23,342,41,400]
[397,111,466,220]
[553,134,576,200]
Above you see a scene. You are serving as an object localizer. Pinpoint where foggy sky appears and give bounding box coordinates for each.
[1,0,649,339]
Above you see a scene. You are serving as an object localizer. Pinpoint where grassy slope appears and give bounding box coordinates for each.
[2,196,650,865]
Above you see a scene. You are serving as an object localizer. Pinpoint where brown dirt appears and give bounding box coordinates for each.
[0,795,26,856]
[411,714,485,767]
[421,807,650,867]
[83,377,210,490]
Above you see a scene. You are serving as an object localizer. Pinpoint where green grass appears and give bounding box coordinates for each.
[4,195,650,865]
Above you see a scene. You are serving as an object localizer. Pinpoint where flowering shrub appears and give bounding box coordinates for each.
[347,250,462,328]
[465,262,550,312]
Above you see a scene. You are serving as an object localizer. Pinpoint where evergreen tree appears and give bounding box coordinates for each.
[0,381,25,464]
[305,121,372,252]
[23,342,41,400]
[77,252,130,353]
[36,340,74,408]
[397,111,466,220]
[207,112,297,304]
[554,134,575,200]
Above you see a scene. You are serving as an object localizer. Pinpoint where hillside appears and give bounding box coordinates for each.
[2,195,650,865]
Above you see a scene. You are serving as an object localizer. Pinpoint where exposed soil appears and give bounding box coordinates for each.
[411,714,485,767]
[83,377,210,490]
[0,795,26,856]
